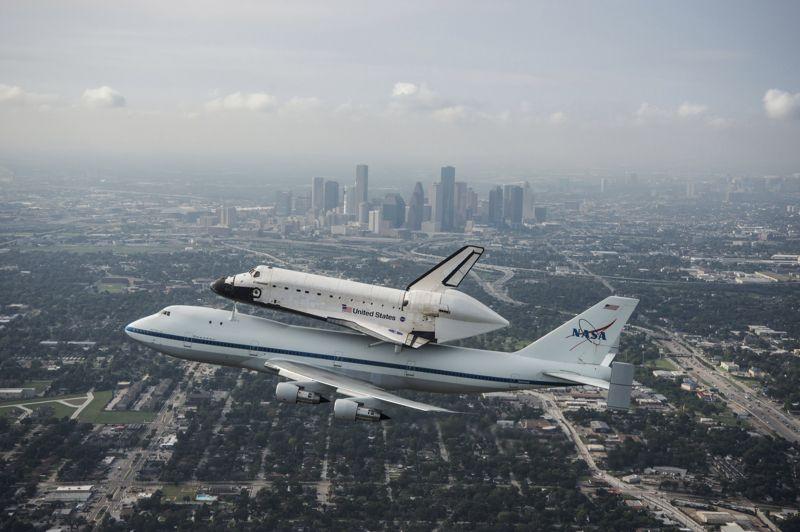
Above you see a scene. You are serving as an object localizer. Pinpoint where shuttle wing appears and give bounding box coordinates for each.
[327,317,432,348]
[406,245,484,292]
[264,359,454,412]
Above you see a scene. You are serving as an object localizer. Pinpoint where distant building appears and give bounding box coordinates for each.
[381,194,406,228]
[454,181,468,228]
[503,184,523,225]
[343,185,356,215]
[218,205,237,227]
[439,166,456,231]
[312,176,325,211]
[275,191,292,216]
[323,180,340,212]
[534,206,548,223]
[720,361,740,372]
[355,164,369,205]
[590,420,611,433]
[358,201,370,225]
[429,182,443,230]
[522,181,534,220]
[405,182,425,230]
[0,388,36,399]
[488,186,503,225]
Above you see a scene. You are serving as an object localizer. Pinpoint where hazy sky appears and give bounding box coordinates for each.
[1,1,800,180]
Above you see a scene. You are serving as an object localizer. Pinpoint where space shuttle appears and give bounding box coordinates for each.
[210,245,508,349]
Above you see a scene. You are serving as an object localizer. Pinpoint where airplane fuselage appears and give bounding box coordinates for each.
[125,305,612,394]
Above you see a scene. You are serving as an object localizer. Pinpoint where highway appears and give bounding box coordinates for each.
[652,331,800,443]
[529,391,703,531]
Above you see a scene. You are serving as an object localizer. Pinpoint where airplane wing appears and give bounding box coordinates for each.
[406,245,484,292]
[263,358,454,412]
[327,317,432,349]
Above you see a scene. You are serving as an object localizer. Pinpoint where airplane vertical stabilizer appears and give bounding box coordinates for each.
[514,296,639,365]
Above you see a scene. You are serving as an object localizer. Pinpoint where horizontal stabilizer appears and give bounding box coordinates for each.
[544,371,610,390]
[607,362,634,410]
[406,246,484,292]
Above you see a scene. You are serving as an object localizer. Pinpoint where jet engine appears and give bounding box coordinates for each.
[275,382,327,404]
[333,399,389,422]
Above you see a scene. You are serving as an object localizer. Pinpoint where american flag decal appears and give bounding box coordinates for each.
[341,304,352,313]
[604,304,619,311]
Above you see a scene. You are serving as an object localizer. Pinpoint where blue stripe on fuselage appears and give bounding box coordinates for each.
[125,326,566,387]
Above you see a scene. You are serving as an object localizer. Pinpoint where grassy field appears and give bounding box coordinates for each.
[0,397,81,419]
[161,484,197,502]
[646,357,678,371]
[95,282,128,294]
[0,393,87,408]
[77,390,156,424]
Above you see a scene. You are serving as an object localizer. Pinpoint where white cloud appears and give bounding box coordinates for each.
[204,91,276,112]
[389,82,440,110]
[82,86,126,108]
[635,102,672,122]
[280,96,322,114]
[763,89,800,120]
[677,102,708,117]
[432,105,468,123]
[0,84,58,108]
[548,111,567,125]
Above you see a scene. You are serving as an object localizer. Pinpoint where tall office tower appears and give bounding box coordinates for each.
[686,181,696,199]
[522,181,534,220]
[355,164,369,204]
[344,185,356,215]
[488,186,503,225]
[275,191,292,216]
[504,185,523,225]
[406,181,425,230]
[381,194,406,228]
[439,166,456,231]
[219,205,238,227]
[454,181,468,228]
[312,176,325,211]
[429,182,443,228]
[467,187,479,220]
[600,178,608,194]
[358,201,370,224]
[323,180,340,212]
[534,206,548,223]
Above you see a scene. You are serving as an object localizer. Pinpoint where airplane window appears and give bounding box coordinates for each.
[296,289,301,292]
[284,287,288,290]
[317,293,321,296]
[253,271,261,278]
[329,295,333,298]
[304,290,309,294]
[273,285,276,288]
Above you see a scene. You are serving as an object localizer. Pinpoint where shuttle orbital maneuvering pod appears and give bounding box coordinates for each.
[211,245,508,349]
[125,293,639,422]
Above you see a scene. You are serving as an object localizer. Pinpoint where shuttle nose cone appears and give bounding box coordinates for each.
[211,276,228,296]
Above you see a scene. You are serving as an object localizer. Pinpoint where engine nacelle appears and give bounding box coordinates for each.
[333,399,389,422]
[275,382,326,404]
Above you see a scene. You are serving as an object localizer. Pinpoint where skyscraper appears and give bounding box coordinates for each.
[406,181,425,230]
[439,166,456,231]
[488,186,503,225]
[503,185,523,225]
[323,180,340,212]
[343,185,356,215]
[381,194,406,228]
[355,164,368,205]
[454,181,468,228]
[312,176,325,211]
[429,182,443,229]
[522,181,534,220]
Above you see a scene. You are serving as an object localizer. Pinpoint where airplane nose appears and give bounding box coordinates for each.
[124,318,145,338]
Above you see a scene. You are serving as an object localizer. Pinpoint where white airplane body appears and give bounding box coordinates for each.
[125,295,638,421]
[211,246,508,348]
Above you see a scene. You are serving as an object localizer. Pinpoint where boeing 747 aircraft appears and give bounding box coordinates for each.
[125,296,638,421]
